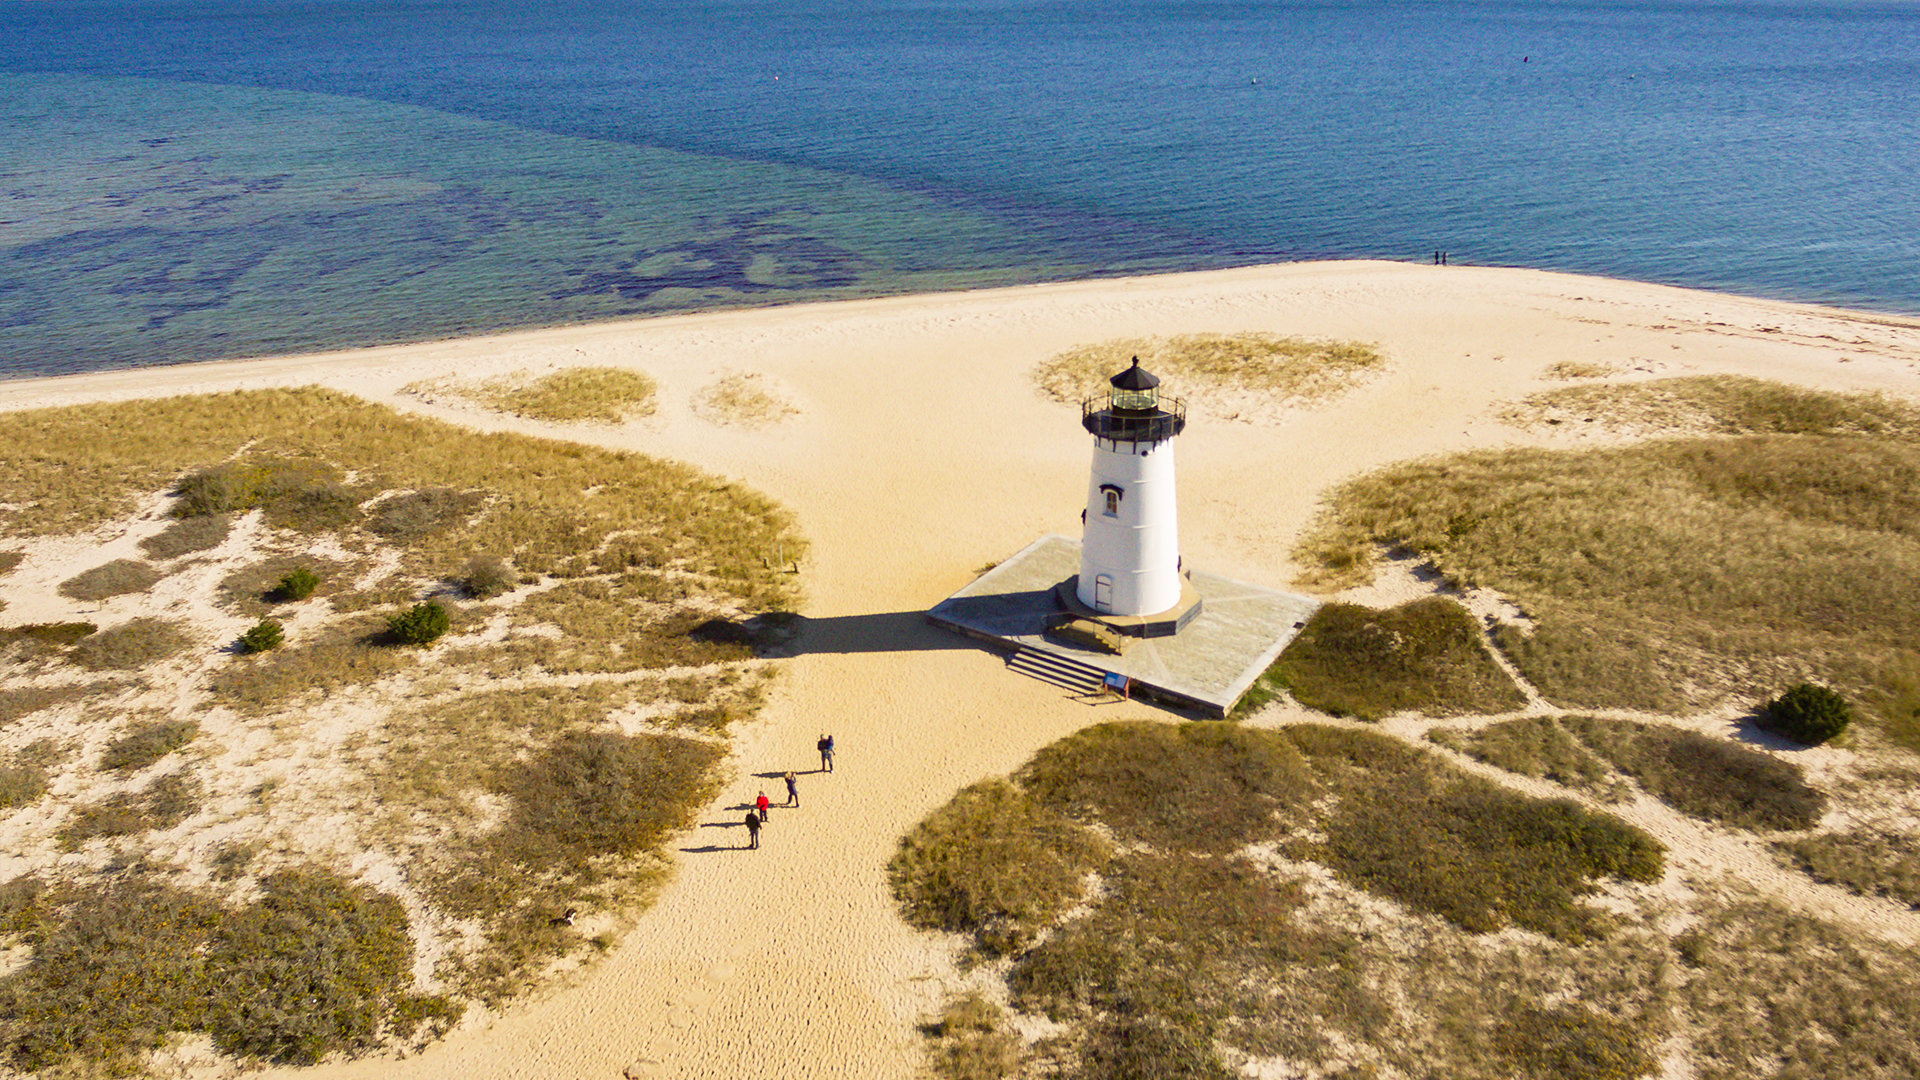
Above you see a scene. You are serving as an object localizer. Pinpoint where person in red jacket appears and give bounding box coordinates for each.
[755,790,771,822]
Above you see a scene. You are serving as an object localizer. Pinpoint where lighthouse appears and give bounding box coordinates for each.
[1075,358,1197,630]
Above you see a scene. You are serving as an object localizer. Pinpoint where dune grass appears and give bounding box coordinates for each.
[1779,829,1920,908]
[693,372,799,428]
[1428,715,1610,792]
[1033,332,1384,413]
[898,721,1667,1080]
[1563,717,1825,831]
[889,779,1108,955]
[58,559,164,602]
[467,366,659,424]
[1240,596,1526,720]
[0,869,432,1074]
[1504,374,1920,438]
[0,388,801,1070]
[1295,379,1920,736]
[140,513,231,560]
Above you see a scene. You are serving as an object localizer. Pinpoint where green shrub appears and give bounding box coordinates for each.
[274,567,320,602]
[889,779,1108,954]
[1760,683,1853,745]
[58,558,163,601]
[460,556,515,599]
[386,601,450,646]
[238,619,286,654]
[67,617,192,670]
[100,719,199,772]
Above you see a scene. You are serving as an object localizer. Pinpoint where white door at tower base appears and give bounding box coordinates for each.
[1093,574,1113,613]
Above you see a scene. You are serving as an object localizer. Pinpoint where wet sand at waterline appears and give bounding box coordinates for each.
[4,261,1918,1080]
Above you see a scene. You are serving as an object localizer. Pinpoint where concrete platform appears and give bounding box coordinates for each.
[926,534,1322,717]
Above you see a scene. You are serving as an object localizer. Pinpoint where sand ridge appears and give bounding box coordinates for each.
[3,261,1919,1079]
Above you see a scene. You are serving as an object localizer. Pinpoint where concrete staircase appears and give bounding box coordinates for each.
[1007,647,1108,695]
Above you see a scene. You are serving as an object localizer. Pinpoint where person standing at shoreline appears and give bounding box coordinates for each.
[784,771,798,806]
[818,734,834,773]
[744,810,761,850]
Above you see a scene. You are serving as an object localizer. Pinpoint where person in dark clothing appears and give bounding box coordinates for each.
[785,771,799,806]
[744,810,761,849]
[818,734,835,773]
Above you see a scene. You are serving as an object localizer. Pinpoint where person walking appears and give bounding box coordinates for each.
[784,771,798,807]
[817,733,835,773]
[755,790,771,822]
[744,810,761,849]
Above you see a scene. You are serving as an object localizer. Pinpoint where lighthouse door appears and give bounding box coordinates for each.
[1093,574,1113,613]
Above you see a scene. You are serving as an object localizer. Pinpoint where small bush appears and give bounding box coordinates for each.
[100,719,199,772]
[140,514,230,559]
[274,567,320,602]
[0,764,49,808]
[238,619,286,654]
[386,601,450,646]
[57,559,164,601]
[460,556,515,599]
[67,617,192,670]
[1760,683,1853,745]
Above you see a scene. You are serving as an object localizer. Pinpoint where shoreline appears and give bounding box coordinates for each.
[5,260,1919,409]
[4,259,1919,1080]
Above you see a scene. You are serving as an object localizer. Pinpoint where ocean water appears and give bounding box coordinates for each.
[3,0,1917,378]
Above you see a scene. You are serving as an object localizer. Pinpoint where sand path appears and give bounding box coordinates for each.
[5,261,1919,1080]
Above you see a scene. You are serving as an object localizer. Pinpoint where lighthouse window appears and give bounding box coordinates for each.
[1100,485,1123,517]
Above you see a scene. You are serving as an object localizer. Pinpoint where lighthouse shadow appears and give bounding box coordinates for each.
[777,610,980,656]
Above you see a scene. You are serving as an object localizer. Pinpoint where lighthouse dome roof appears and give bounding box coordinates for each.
[1110,357,1160,391]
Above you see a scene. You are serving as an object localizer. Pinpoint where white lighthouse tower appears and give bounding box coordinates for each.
[1073,358,1199,634]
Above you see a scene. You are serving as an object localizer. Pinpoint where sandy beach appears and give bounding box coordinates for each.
[5,260,1920,1080]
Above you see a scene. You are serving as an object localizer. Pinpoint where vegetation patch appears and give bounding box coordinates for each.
[1428,716,1608,792]
[1034,332,1384,418]
[1295,384,1920,729]
[58,558,164,601]
[901,722,1666,1080]
[0,763,49,809]
[66,617,192,671]
[465,366,659,423]
[1504,373,1920,438]
[1492,1005,1655,1080]
[458,555,515,598]
[1242,597,1525,720]
[921,993,1022,1080]
[100,718,199,772]
[57,771,202,849]
[140,513,231,559]
[238,619,285,654]
[386,601,450,646]
[0,389,800,1069]
[1563,717,1825,830]
[1680,899,1920,1080]
[274,566,321,602]
[692,372,799,428]
[889,779,1108,955]
[0,869,422,1075]
[1779,829,1920,908]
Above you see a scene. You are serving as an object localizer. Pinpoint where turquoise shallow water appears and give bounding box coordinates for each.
[4,0,1918,377]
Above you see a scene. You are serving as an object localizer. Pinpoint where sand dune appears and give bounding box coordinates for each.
[4,261,1918,1080]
